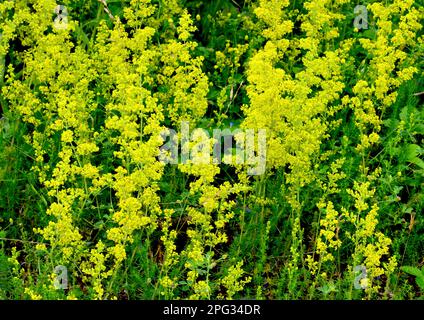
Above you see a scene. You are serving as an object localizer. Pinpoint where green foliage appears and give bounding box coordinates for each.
[401,266,424,293]
[0,0,423,300]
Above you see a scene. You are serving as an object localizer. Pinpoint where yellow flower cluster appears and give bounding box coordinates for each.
[243,1,352,292]
[218,261,252,300]
[176,160,248,298]
[155,10,209,126]
[343,0,421,153]
[345,180,396,295]
[2,0,421,300]
[315,201,342,263]
[2,0,213,299]
[243,0,352,192]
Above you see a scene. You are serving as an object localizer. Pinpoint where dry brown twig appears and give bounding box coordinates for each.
[97,0,115,21]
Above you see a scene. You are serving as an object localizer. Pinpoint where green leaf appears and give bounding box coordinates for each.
[403,144,422,162]
[361,29,376,40]
[409,157,424,170]
[399,106,409,122]
[74,25,90,47]
[383,118,398,129]
[414,124,424,135]
[388,146,400,158]
[401,266,423,278]
[416,277,424,291]
[93,220,104,230]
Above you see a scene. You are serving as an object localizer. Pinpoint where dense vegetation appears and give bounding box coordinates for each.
[0,0,423,300]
